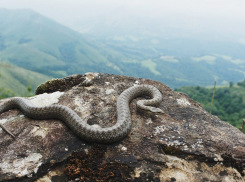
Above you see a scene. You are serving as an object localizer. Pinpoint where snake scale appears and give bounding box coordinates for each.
[0,84,163,143]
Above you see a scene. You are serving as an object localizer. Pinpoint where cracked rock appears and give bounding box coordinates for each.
[0,72,245,182]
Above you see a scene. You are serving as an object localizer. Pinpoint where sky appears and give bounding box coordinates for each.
[0,0,245,41]
[1,0,245,20]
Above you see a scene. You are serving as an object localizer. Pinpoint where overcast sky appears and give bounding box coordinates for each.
[1,0,245,22]
[1,0,245,41]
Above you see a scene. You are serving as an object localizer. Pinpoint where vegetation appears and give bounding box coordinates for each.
[0,61,51,96]
[175,80,245,128]
[0,87,15,99]
[0,68,33,98]
[0,85,33,99]
[1,9,245,89]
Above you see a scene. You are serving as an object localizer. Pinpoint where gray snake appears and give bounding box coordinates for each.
[0,84,163,143]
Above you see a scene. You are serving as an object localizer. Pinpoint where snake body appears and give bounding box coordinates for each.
[0,85,163,143]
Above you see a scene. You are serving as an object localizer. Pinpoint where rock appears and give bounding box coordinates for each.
[0,72,245,182]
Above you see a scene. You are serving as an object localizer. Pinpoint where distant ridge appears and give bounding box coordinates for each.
[0,8,245,89]
[0,8,127,77]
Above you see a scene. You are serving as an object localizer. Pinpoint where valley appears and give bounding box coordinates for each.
[0,8,245,95]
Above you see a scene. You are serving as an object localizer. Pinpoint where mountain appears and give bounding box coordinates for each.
[72,8,245,87]
[0,8,130,78]
[0,8,245,91]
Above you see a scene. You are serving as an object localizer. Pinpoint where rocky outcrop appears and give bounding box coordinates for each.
[0,72,245,182]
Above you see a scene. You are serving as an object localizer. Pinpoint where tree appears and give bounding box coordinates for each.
[238,80,245,87]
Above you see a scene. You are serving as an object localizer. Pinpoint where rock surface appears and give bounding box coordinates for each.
[0,72,245,182]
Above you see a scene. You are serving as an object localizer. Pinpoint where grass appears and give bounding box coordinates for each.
[0,61,51,96]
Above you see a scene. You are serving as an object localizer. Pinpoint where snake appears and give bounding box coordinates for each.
[0,84,163,143]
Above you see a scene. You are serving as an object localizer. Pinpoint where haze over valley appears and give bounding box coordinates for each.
[0,1,245,95]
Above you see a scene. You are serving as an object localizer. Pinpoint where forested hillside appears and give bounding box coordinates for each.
[175,80,245,128]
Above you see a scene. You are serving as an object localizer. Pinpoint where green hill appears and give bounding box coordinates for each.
[0,8,129,77]
[0,8,245,89]
[0,61,51,96]
[175,80,245,128]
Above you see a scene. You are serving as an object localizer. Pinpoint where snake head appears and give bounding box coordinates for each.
[149,107,164,114]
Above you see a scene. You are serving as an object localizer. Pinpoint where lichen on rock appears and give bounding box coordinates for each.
[0,72,245,182]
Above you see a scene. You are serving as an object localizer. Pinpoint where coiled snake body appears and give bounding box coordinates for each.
[0,85,163,143]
